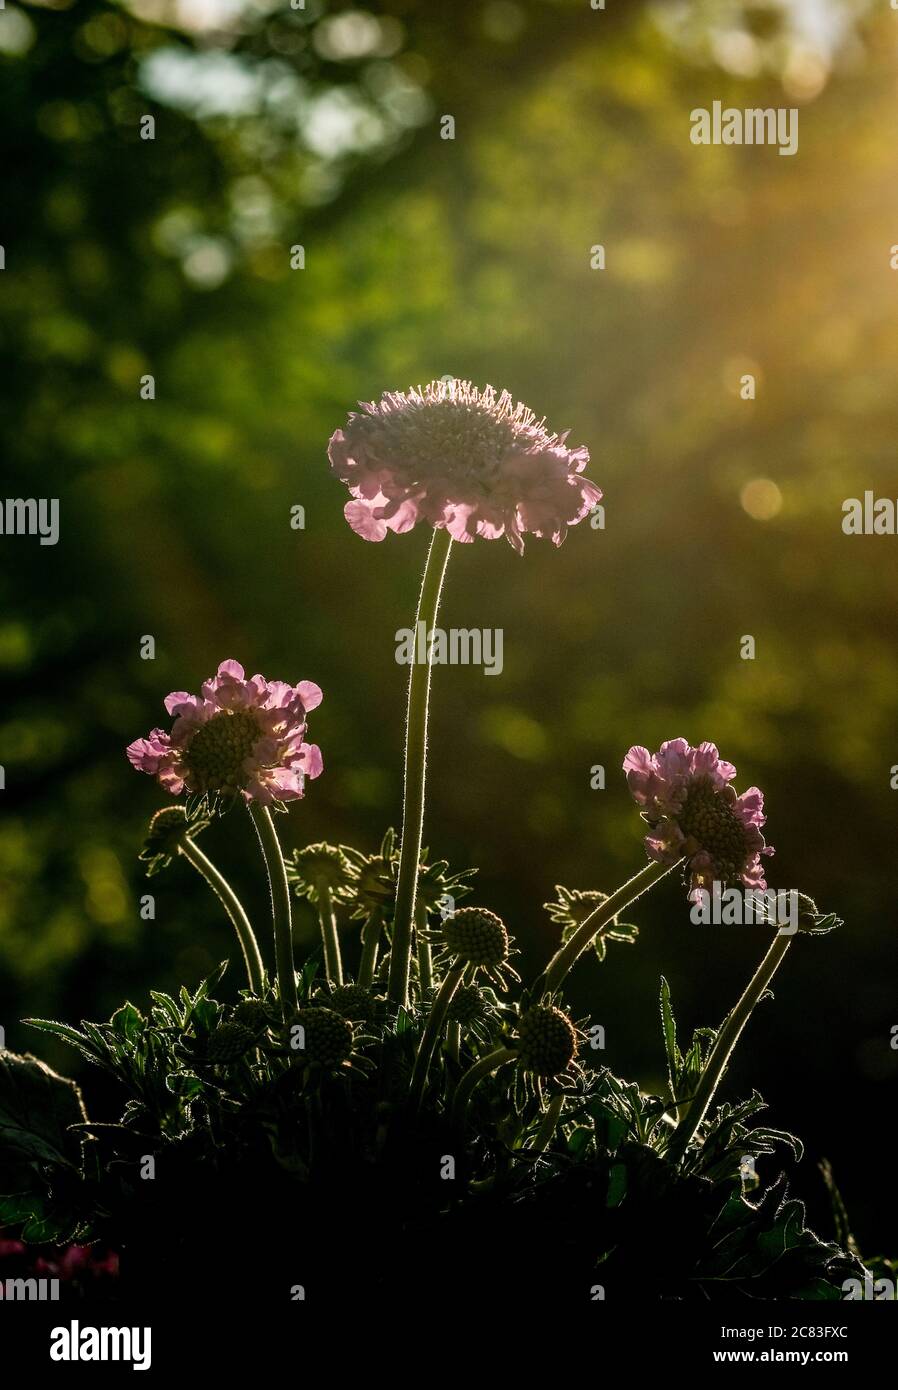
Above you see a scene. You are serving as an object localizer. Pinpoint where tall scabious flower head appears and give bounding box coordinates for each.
[126,660,323,809]
[424,906,521,989]
[328,379,601,555]
[623,738,773,897]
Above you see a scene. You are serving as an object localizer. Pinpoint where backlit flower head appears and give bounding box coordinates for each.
[514,1003,579,1078]
[126,660,323,809]
[424,906,521,990]
[623,739,773,897]
[139,804,210,876]
[328,379,600,555]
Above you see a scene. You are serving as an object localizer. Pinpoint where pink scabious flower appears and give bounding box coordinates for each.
[126,660,323,808]
[622,738,773,896]
[328,379,601,555]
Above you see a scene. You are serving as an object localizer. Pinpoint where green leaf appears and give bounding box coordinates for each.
[695,1181,862,1297]
[606,922,639,942]
[149,991,183,1027]
[659,976,681,1099]
[110,1002,144,1043]
[0,1051,87,1193]
[166,1072,204,1099]
[24,1017,104,1067]
[395,1006,415,1035]
[566,1125,593,1158]
[588,1100,629,1151]
[606,1162,628,1207]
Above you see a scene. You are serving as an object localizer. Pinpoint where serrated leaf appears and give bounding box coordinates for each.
[149,991,183,1027]
[588,1100,629,1151]
[696,1182,859,1297]
[24,1018,104,1068]
[659,976,681,1099]
[110,1002,144,1043]
[0,1052,87,1193]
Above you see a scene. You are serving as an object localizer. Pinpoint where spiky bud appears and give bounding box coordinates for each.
[515,1004,578,1076]
[207,1022,255,1063]
[232,999,269,1034]
[443,908,509,966]
[293,1007,353,1068]
[288,843,357,903]
[140,804,209,876]
[447,984,489,1026]
[327,983,376,1022]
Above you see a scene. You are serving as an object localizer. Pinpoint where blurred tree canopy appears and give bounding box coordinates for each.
[1,0,896,1246]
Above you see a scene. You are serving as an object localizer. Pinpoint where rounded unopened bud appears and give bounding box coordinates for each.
[232,999,269,1034]
[443,908,509,966]
[328,983,376,1022]
[293,1007,353,1068]
[143,805,192,857]
[515,1004,578,1076]
[447,984,489,1026]
[207,1022,256,1063]
[793,893,841,935]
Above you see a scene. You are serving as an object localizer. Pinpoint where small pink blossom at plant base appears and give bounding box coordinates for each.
[126,660,323,807]
[328,380,601,555]
[622,738,773,896]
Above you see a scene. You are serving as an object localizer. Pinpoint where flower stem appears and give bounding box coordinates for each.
[178,838,264,994]
[450,1046,515,1131]
[445,1021,461,1066]
[538,858,679,995]
[318,882,344,986]
[531,1092,565,1154]
[415,901,433,993]
[665,931,794,1168]
[408,961,465,1110]
[357,908,382,988]
[388,525,453,1009]
[248,803,297,1017]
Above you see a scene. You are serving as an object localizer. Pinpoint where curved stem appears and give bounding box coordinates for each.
[445,1021,461,1066]
[388,526,454,1009]
[538,859,679,996]
[248,803,297,1018]
[408,962,465,1110]
[665,931,794,1168]
[531,1092,565,1155]
[179,838,264,994]
[450,1046,515,1131]
[357,908,382,988]
[318,882,344,986]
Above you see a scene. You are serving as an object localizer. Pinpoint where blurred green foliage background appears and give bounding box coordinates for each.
[1,0,896,1251]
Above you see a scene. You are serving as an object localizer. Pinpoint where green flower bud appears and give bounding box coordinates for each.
[327,983,377,1022]
[293,1007,353,1068]
[443,908,509,966]
[515,1004,578,1077]
[207,1022,256,1063]
[446,984,489,1026]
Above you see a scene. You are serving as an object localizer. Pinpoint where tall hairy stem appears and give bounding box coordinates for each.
[248,803,297,1017]
[178,837,264,994]
[665,931,794,1168]
[388,526,453,1008]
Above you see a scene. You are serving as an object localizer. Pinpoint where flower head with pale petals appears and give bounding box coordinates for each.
[328,379,601,555]
[623,739,773,897]
[126,660,323,809]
